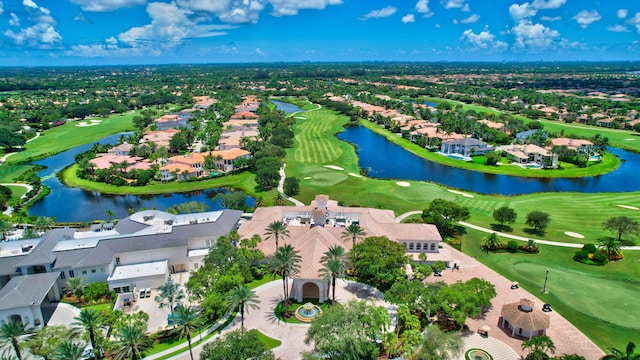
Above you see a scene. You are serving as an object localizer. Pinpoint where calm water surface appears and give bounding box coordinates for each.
[28,133,253,222]
[271,100,304,113]
[338,125,640,195]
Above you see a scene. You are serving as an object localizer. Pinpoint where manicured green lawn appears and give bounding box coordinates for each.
[5,185,27,200]
[521,117,640,153]
[419,96,640,153]
[6,112,136,164]
[255,330,282,349]
[247,275,279,289]
[82,303,113,314]
[285,103,640,351]
[359,119,619,179]
[462,228,640,351]
[0,164,36,183]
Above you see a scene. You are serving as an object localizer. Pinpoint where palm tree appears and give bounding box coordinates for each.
[602,342,640,360]
[0,321,28,360]
[171,306,206,360]
[52,341,86,360]
[319,258,347,304]
[522,335,556,360]
[111,323,152,360]
[481,233,502,253]
[0,219,13,241]
[224,284,260,329]
[71,309,104,360]
[33,216,55,233]
[599,237,622,260]
[341,223,366,248]
[67,276,89,297]
[154,278,185,316]
[273,193,286,206]
[264,220,290,249]
[267,244,301,308]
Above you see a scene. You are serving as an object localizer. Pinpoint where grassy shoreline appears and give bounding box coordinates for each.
[359,119,620,179]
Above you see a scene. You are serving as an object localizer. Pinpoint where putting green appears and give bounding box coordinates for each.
[510,261,640,329]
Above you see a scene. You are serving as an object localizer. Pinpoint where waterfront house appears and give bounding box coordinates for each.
[441,138,492,157]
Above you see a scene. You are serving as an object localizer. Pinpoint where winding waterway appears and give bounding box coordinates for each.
[28,101,304,222]
[27,133,252,222]
[338,125,640,195]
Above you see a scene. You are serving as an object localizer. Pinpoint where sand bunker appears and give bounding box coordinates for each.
[324,165,344,171]
[447,189,474,198]
[75,121,100,127]
[618,204,639,210]
[624,138,635,141]
[564,231,585,239]
[348,173,362,178]
[296,117,307,120]
[396,181,411,187]
[304,177,312,180]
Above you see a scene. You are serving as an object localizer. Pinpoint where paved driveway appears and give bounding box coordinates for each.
[425,243,605,360]
[42,302,80,326]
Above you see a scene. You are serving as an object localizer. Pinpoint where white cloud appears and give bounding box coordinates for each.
[4,23,62,48]
[572,10,601,29]
[67,0,146,12]
[531,0,566,9]
[511,19,559,49]
[118,2,230,48]
[4,0,62,48]
[73,13,92,23]
[9,13,20,26]
[254,47,264,55]
[175,0,341,23]
[459,13,479,24]
[509,3,537,21]
[360,6,396,21]
[415,0,434,17]
[461,3,470,12]
[268,0,342,17]
[402,14,415,23]
[0,1,3,16]
[629,12,640,33]
[617,9,628,19]
[415,0,429,13]
[607,25,629,33]
[442,0,466,9]
[540,16,560,22]
[461,28,507,51]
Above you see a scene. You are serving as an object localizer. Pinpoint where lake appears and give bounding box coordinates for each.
[27,133,253,222]
[271,100,304,114]
[338,125,640,195]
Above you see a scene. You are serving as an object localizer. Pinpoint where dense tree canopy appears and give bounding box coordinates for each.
[349,236,408,292]
[421,199,470,237]
[305,300,390,360]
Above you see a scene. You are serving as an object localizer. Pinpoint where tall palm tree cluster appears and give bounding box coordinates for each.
[0,301,207,360]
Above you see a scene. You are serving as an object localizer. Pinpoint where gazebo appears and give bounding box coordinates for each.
[500,299,550,340]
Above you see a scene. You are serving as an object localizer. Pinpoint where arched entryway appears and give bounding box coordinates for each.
[302,282,320,299]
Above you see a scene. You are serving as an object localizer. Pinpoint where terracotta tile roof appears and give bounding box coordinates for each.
[209,148,251,160]
[160,163,195,174]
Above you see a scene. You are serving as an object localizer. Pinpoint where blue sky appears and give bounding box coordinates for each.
[1,0,640,66]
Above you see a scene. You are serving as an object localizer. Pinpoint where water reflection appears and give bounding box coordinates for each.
[338,125,640,195]
[27,133,253,222]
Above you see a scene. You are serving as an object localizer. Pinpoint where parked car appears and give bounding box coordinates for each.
[542,303,552,312]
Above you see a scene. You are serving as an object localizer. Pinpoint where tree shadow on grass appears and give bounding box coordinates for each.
[490,224,513,232]
[523,228,545,237]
